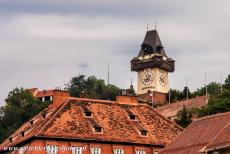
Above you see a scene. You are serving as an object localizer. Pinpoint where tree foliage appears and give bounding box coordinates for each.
[0,88,50,143]
[66,75,121,100]
[196,89,230,117]
[175,106,192,128]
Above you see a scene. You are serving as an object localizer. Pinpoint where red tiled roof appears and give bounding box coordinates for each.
[36,90,55,97]
[204,119,230,151]
[156,95,207,118]
[160,112,230,154]
[0,97,182,151]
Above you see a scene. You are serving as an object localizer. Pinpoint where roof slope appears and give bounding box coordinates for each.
[160,112,230,154]
[0,97,182,151]
[138,30,166,56]
[156,96,207,118]
[205,121,230,151]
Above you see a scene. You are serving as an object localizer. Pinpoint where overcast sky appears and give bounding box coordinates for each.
[0,0,230,106]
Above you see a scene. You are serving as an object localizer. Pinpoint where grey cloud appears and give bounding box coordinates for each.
[0,0,230,106]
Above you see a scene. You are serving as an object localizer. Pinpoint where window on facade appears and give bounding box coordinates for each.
[153,152,159,154]
[114,148,124,154]
[45,96,51,101]
[46,145,57,154]
[72,146,83,154]
[91,147,101,154]
[136,150,146,154]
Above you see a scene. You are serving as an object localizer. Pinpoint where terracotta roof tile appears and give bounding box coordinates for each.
[0,97,182,151]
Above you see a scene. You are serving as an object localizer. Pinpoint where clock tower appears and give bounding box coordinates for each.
[131,30,175,105]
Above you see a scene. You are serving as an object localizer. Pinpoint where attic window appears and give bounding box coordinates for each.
[125,108,137,121]
[140,130,148,136]
[21,131,25,137]
[42,113,46,119]
[81,105,92,117]
[94,127,102,133]
[30,120,34,126]
[8,137,12,143]
[129,115,136,120]
[85,111,92,117]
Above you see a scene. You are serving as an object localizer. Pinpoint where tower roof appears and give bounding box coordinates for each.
[138,30,166,57]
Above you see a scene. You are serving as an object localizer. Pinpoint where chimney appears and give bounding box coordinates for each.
[52,90,70,108]
[116,96,138,104]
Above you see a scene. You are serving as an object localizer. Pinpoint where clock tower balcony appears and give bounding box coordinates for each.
[131,55,175,72]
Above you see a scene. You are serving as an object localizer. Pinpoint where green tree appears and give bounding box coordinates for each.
[0,88,50,143]
[66,75,120,100]
[175,106,192,128]
[168,89,183,103]
[193,82,221,96]
[181,86,192,99]
[224,74,230,90]
[197,89,230,117]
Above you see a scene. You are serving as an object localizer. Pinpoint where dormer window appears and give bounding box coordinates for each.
[42,113,46,119]
[140,130,148,136]
[125,108,137,121]
[85,111,92,117]
[8,137,12,143]
[129,115,136,120]
[94,126,102,133]
[81,105,92,117]
[30,120,34,126]
[21,131,25,137]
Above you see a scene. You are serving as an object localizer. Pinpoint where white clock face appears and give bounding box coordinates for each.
[141,71,154,86]
[159,71,167,86]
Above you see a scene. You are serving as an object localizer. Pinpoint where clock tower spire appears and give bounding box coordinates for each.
[131,29,175,105]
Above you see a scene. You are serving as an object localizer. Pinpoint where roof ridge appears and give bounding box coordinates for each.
[35,97,72,136]
[157,95,206,109]
[204,121,230,152]
[194,111,230,123]
[69,97,117,104]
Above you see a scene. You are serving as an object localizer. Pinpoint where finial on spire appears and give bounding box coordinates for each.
[154,21,157,30]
